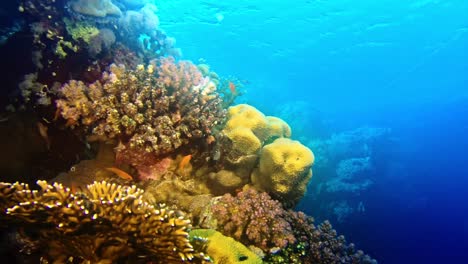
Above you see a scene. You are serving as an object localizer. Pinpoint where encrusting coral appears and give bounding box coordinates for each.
[56,57,226,166]
[0,180,208,263]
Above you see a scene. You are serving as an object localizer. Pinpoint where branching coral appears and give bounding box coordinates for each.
[210,188,296,252]
[55,57,226,165]
[265,211,377,264]
[0,180,207,263]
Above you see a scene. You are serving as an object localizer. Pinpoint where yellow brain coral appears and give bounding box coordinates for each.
[224,104,269,143]
[223,104,291,155]
[265,116,291,143]
[251,138,314,205]
[224,127,262,155]
[190,229,263,264]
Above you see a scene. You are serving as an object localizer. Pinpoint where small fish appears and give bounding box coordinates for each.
[105,167,133,180]
[37,122,50,149]
[228,81,237,94]
[178,154,192,171]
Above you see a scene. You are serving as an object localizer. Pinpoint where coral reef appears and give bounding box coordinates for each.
[0,180,206,263]
[251,138,314,205]
[190,229,263,264]
[0,1,379,262]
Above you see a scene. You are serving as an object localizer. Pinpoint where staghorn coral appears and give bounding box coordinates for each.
[209,188,296,253]
[55,57,226,166]
[0,180,208,263]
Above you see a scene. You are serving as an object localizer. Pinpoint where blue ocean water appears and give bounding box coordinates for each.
[154,0,468,262]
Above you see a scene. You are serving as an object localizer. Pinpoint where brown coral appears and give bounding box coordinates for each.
[55,58,226,166]
[0,180,208,263]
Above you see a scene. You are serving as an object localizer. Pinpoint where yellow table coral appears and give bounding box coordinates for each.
[251,138,315,205]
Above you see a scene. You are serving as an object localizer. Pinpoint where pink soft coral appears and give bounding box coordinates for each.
[154,56,203,93]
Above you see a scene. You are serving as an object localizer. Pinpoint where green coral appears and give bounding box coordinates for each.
[190,229,263,264]
[55,39,79,58]
[64,18,100,44]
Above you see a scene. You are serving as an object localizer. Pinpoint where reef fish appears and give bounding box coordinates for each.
[178,154,192,171]
[105,167,133,180]
[228,81,237,94]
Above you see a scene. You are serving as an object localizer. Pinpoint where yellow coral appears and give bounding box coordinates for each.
[55,39,79,58]
[224,127,262,155]
[223,104,292,155]
[219,105,295,195]
[265,116,291,143]
[0,180,204,263]
[224,104,269,142]
[190,229,263,264]
[251,138,314,205]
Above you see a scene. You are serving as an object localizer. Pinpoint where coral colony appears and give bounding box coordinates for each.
[0,0,376,263]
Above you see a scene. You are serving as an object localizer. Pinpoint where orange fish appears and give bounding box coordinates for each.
[178,154,192,171]
[70,182,80,194]
[228,81,237,94]
[105,167,133,181]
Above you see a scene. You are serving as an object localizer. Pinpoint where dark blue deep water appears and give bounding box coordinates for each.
[1,0,467,263]
[155,0,468,262]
